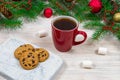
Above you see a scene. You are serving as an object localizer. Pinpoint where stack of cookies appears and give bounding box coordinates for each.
[14,44,49,70]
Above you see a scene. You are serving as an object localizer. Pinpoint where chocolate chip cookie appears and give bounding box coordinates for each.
[14,44,34,59]
[19,50,39,70]
[35,48,49,62]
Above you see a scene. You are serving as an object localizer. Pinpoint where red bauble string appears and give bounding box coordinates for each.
[102,0,119,33]
[43,8,53,18]
[88,0,102,13]
[21,0,32,10]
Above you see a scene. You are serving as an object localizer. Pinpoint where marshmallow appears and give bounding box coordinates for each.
[75,35,84,42]
[97,47,108,55]
[36,30,48,38]
[81,60,94,69]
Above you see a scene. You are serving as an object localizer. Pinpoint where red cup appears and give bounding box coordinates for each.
[52,16,87,52]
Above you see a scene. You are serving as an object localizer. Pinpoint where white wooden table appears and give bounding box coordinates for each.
[0,17,120,80]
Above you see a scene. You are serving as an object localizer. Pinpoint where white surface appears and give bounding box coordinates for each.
[0,38,63,80]
[0,17,120,80]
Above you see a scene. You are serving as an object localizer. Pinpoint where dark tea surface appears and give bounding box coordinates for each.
[54,18,76,30]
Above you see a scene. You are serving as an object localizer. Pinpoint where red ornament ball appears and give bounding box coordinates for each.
[88,0,102,13]
[44,8,53,18]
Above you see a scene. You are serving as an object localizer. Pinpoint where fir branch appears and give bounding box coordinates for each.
[84,21,104,29]
[0,0,45,28]
[115,31,120,40]
[92,28,108,40]
[113,23,120,40]
[0,19,22,29]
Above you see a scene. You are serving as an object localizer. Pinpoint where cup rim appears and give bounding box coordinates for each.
[51,16,79,32]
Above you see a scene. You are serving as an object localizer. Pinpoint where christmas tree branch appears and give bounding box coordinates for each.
[92,28,108,40]
[0,19,22,29]
[84,21,104,29]
[0,0,45,28]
